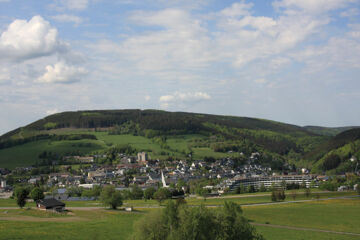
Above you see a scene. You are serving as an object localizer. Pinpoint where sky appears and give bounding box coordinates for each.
[0,0,359,135]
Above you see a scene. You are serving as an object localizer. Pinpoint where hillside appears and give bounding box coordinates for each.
[303,126,359,136]
[305,128,360,173]
[0,109,357,172]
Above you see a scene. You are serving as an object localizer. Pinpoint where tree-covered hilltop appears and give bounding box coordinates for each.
[303,126,360,136]
[0,109,358,172]
[305,128,360,173]
[2,109,314,139]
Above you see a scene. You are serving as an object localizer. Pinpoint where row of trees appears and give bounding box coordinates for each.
[14,187,44,208]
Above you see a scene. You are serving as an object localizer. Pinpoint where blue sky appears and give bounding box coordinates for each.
[0,0,359,135]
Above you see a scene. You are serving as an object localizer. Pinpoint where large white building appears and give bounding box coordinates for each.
[226,174,318,190]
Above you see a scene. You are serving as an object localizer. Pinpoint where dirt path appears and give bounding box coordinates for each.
[0,216,85,222]
[251,223,360,237]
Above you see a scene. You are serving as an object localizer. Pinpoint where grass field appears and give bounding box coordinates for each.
[0,209,143,240]
[0,198,359,240]
[243,198,360,234]
[255,225,360,240]
[0,190,356,208]
[243,198,360,240]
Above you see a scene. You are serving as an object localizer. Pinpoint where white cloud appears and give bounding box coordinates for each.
[273,0,355,14]
[340,8,359,17]
[46,109,59,115]
[0,16,66,61]
[66,0,88,10]
[51,14,83,25]
[219,1,253,17]
[255,78,267,84]
[57,0,88,10]
[144,95,151,101]
[159,91,210,108]
[0,67,10,83]
[37,62,87,84]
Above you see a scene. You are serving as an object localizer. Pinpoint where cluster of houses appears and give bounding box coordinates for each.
[0,151,347,203]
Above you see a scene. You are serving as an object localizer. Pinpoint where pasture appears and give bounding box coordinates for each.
[0,196,359,240]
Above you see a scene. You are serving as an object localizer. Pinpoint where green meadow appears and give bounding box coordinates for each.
[0,131,239,168]
[0,198,359,240]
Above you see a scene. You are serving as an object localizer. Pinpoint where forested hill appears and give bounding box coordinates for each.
[0,109,358,172]
[303,126,360,136]
[1,109,312,140]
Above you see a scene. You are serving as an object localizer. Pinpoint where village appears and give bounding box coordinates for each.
[1,150,354,204]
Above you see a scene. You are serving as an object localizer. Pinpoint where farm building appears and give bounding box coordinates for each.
[36,198,65,212]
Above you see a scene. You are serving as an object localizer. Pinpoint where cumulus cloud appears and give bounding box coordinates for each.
[51,14,83,25]
[0,16,66,61]
[37,62,87,84]
[159,91,211,108]
[219,1,253,17]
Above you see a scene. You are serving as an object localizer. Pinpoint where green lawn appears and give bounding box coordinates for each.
[243,198,360,234]
[255,225,360,240]
[0,191,356,208]
[0,198,359,240]
[0,209,142,240]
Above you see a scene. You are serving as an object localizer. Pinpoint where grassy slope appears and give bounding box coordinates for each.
[0,139,106,169]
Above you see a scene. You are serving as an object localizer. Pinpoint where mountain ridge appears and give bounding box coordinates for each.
[0,109,359,173]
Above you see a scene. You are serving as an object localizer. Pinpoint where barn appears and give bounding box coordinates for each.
[36,198,66,212]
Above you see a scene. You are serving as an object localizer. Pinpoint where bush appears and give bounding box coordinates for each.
[14,187,29,208]
[100,185,123,209]
[153,188,172,205]
[30,187,44,202]
[131,201,264,240]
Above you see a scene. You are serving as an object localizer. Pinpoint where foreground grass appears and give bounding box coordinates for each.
[255,225,360,240]
[0,209,143,240]
[243,198,360,234]
[0,198,359,240]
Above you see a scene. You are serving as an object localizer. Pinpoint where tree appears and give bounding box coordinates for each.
[290,190,297,200]
[153,188,171,205]
[100,185,123,209]
[144,187,156,200]
[271,189,277,202]
[14,187,29,208]
[196,187,210,201]
[305,187,311,198]
[30,187,44,202]
[248,185,256,193]
[131,184,144,200]
[259,184,267,193]
[356,184,360,195]
[131,201,264,240]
